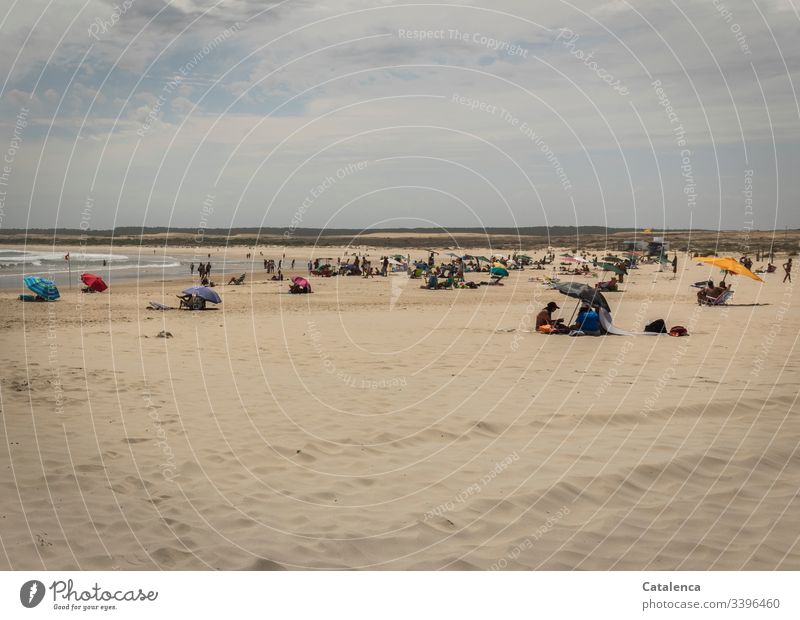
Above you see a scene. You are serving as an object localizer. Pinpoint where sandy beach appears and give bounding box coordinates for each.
[1,246,798,570]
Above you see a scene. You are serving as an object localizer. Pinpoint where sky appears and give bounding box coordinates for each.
[0,0,798,233]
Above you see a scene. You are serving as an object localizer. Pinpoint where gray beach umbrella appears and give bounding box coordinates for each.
[553,281,611,312]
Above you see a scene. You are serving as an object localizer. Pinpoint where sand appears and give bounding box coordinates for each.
[1,247,798,570]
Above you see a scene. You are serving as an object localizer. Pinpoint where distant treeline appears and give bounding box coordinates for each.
[3,225,645,236]
[2,226,795,254]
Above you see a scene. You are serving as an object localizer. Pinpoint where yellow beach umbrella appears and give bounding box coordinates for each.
[696,256,763,282]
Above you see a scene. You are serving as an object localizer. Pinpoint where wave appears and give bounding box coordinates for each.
[0,249,130,266]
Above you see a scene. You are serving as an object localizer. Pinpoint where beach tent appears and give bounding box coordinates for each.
[23,276,60,301]
[598,308,659,336]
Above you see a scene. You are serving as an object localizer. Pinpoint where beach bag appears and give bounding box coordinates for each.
[669,325,689,337]
[645,319,667,333]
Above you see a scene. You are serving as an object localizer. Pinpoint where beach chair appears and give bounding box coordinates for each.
[147,301,172,311]
[595,281,618,292]
[701,289,733,306]
[228,273,246,285]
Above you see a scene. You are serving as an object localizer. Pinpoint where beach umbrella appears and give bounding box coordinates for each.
[80,273,107,292]
[414,261,429,269]
[292,276,310,288]
[696,256,763,282]
[23,276,60,301]
[182,285,222,303]
[445,252,461,258]
[563,256,589,264]
[490,266,509,277]
[599,262,624,275]
[553,281,610,312]
[476,256,490,262]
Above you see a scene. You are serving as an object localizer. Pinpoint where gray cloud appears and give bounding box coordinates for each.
[1,0,798,230]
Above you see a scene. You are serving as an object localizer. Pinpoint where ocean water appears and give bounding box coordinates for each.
[0,248,187,289]
[0,247,344,291]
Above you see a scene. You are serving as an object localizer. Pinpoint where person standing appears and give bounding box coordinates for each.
[457,258,465,282]
[198,262,205,281]
[672,255,677,278]
[382,256,389,276]
[206,262,212,279]
[783,257,793,283]
[291,259,295,269]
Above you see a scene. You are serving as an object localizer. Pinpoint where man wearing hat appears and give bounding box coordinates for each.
[536,301,562,332]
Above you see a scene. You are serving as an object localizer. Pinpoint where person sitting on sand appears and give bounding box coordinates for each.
[421,272,438,289]
[572,303,601,336]
[536,301,563,332]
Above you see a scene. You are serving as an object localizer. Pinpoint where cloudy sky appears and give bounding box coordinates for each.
[1,0,798,232]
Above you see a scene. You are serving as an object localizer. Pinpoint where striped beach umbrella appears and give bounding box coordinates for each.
[23,276,60,301]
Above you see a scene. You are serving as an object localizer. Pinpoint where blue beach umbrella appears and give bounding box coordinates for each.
[182,286,221,304]
[24,276,60,301]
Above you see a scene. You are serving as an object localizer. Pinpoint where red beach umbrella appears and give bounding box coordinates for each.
[80,273,108,292]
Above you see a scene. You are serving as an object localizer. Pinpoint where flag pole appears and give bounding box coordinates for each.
[66,252,72,289]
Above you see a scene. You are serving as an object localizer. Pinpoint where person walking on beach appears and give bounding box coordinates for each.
[382,256,389,276]
[198,263,205,280]
[206,262,212,279]
[190,262,195,276]
[672,255,678,278]
[783,258,793,283]
[291,259,295,269]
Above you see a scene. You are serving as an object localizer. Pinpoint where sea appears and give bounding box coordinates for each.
[0,248,258,290]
